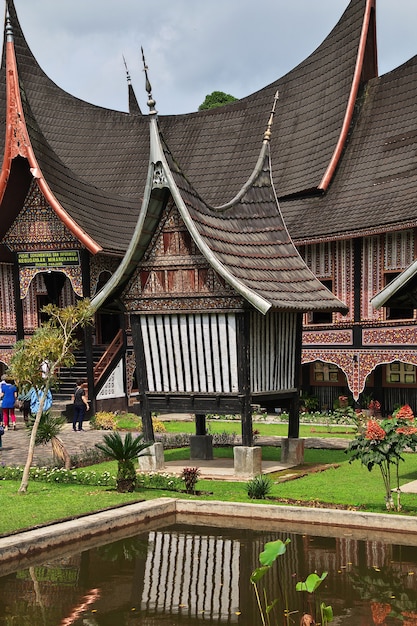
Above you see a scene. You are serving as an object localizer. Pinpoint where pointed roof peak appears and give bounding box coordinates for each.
[263,90,279,143]
[5,7,13,42]
[122,55,132,85]
[141,47,157,116]
[123,55,142,115]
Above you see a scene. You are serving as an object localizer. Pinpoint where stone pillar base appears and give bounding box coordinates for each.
[138,442,164,471]
[281,438,304,466]
[234,446,262,476]
[190,435,213,460]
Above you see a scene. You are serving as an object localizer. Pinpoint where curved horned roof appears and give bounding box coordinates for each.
[6,0,414,313]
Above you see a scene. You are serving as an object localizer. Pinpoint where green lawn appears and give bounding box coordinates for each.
[163,420,357,438]
[2,447,417,535]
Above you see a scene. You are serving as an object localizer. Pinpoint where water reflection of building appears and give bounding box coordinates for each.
[142,530,241,621]
[1,528,417,624]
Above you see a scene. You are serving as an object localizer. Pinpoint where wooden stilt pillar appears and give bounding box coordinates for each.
[288,313,302,439]
[191,413,213,459]
[130,315,154,442]
[195,414,206,435]
[12,256,24,341]
[237,311,253,447]
[81,250,95,415]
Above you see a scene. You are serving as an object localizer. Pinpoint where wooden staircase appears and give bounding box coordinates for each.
[53,346,106,402]
[54,330,125,401]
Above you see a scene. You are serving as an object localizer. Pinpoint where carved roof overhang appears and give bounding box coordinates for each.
[92,92,349,316]
[0,10,101,254]
[0,11,100,253]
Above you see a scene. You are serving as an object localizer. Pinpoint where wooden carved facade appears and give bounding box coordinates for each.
[300,228,417,411]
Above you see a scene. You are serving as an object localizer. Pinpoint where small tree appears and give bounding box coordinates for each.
[31,411,71,468]
[198,90,237,110]
[8,300,93,493]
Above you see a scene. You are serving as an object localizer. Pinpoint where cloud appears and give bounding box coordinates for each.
[10,0,417,115]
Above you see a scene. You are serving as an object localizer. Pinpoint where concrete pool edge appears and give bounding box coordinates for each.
[1,499,416,569]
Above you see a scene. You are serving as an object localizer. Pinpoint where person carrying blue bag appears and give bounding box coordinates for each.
[29,387,53,417]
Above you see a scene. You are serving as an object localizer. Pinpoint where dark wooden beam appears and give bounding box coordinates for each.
[130,315,154,442]
[237,311,253,446]
[81,249,95,415]
[12,254,24,341]
[288,312,302,438]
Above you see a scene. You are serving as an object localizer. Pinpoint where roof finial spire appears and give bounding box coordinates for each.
[141,47,157,116]
[5,8,14,43]
[263,90,279,142]
[122,55,131,85]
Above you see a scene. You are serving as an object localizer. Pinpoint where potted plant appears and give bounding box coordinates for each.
[95,431,152,492]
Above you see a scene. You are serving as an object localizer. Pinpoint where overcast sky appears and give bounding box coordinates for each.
[8,0,417,115]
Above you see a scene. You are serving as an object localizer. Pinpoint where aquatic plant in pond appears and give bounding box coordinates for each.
[250,538,332,625]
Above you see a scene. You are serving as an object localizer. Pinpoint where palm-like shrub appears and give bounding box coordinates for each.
[30,412,71,469]
[246,474,273,499]
[95,431,151,492]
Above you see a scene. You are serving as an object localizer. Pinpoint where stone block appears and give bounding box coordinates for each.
[281,438,304,465]
[233,446,262,476]
[190,435,213,460]
[138,442,164,471]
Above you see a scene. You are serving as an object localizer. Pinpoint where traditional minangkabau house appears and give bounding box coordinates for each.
[1,0,417,439]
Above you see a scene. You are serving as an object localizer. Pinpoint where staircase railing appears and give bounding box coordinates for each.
[93,329,124,387]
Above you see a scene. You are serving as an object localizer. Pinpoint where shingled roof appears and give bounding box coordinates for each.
[1,0,415,258]
[285,53,417,244]
[0,1,375,250]
[91,81,349,315]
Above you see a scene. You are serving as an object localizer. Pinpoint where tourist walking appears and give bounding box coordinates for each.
[18,387,32,423]
[71,380,89,432]
[29,387,53,418]
[1,378,18,430]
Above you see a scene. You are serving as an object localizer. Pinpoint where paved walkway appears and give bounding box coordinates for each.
[0,415,352,481]
[0,417,107,467]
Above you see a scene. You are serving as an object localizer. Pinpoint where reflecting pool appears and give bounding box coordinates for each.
[1,523,417,625]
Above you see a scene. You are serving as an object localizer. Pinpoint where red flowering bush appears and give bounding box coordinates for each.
[394,404,414,420]
[368,399,381,417]
[365,420,386,441]
[338,395,349,408]
[348,405,417,510]
[396,426,417,436]
[371,602,391,625]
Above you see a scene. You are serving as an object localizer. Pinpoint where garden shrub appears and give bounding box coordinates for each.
[181,467,200,493]
[0,465,116,486]
[136,471,183,491]
[212,431,237,447]
[134,417,167,433]
[246,474,273,499]
[70,445,110,468]
[90,411,117,430]
[156,432,190,449]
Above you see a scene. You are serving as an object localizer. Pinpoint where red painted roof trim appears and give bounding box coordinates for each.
[0,39,101,255]
[318,0,376,191]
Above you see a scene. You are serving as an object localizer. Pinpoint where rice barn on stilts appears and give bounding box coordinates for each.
[91,81,348,470]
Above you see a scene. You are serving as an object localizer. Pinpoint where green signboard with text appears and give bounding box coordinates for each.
[17,250,80,268]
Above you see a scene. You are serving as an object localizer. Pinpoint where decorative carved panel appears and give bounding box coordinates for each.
[122,199,244,313]
[4,180,80,252]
